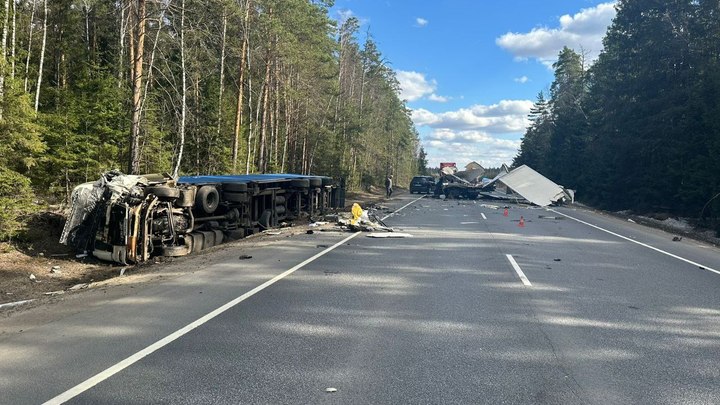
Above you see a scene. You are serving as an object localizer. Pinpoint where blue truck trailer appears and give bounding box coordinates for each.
[60,171,345,264]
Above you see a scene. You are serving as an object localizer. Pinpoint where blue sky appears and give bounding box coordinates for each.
[329,1,617,168]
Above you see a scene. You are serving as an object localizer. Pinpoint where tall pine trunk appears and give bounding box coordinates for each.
[172,0,187,178]
[258,55,271,172]
[34,0,47,112]
[233,0,251,172]
[128,0,146,174]
[216,9,227,153]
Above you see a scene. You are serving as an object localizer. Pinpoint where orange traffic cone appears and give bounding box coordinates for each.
[503,208,509,217]
[518,216,525,227]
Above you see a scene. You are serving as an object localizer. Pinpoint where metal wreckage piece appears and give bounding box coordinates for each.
[437,163,574,207]
[60,170,345,264]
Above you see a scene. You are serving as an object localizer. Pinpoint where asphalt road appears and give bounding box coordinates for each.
[1,194,719,404]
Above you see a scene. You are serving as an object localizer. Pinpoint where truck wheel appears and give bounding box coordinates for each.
[223,182,248,192]
[446,189,460,199]
[159,245,190,257]
[291,179,309,188]
[223,191,247,203]
[146,186,180,199]
[309,178,322,188]
[195,186,219,214]
[224,229,245,241]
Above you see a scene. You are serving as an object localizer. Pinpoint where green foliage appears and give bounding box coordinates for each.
[37,72,126,198]
[0,167,37,241]
[0,0,419,215]
[514,0,720,225]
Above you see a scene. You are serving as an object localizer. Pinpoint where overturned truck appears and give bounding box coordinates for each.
[60,171,344,264]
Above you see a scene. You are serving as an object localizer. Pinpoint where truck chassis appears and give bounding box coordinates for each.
[60,171,344,264]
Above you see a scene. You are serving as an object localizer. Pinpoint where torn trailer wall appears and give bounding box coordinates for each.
[61,171,344,265]
[487,165,571,207]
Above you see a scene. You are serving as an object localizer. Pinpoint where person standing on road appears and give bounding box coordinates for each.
[385,175,393,198]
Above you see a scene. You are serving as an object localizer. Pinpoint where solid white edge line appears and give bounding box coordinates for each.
[548,209,720,276]
[43,232,360,405]
[45,194,424,405]
[506,254,532,286]
[481,213,487,220]
[0,299,35,310]
[381,195,425,221]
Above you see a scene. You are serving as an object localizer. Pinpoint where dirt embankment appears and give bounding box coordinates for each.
[0,189,396,307]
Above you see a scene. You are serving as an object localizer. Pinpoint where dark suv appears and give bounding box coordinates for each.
[409,176,435,194]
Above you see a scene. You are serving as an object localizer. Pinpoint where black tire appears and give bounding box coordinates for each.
[223,191,247,204]
[201,230,216,248]
[290,179,310,188]
[189,233,204,253]
[159,245,190,257]
[146,186,180,199]
[445,188,460,199]
[213,230,224,245]
[224,229,245,241]
[309,178,322,188]
[321,177,333,186]
[222,182,248,192]
[195,186,220,214]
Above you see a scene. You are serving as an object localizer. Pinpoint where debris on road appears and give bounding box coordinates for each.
[336,203,394,232]
[672,236,683,242]
[238,255,253,260]
[484,165,572,206]
[325,388,338,393]
[44,291,65,296]
[68,283,89,291]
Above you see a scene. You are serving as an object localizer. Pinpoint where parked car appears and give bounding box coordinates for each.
[409,176,435,194]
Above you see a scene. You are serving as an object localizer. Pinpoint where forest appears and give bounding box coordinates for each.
[514,0,720,232]
[0,0,425,240]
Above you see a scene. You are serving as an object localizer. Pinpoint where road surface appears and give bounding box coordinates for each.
[1,194,719,404]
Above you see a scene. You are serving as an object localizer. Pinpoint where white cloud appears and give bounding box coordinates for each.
[416,17,428,27]
[423,131,521,168]
[496,2,616,65]
[428,93,449,103]
[413,100,533,168]
[411,100,533,132]
[396,70,437,102]
[514,76,529,84]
